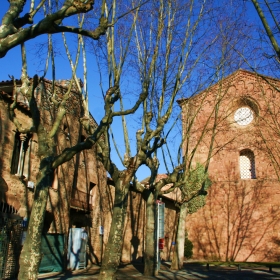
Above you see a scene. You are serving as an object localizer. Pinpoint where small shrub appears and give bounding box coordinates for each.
[184,237,193,259]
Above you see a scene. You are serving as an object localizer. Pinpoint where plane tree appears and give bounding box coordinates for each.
[94,0,221,277]
[163,2,254,268]
[251,0,280,62]
[247,0,280,178]
[130,0,215,275]
[0,0,257,279]
[0,1,147,279]
[0,0,108,58]
[0,1,107,278]
[94,0,256,276]
[130,0,254,274]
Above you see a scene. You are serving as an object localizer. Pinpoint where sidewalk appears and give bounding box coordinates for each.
[38,262,280,279]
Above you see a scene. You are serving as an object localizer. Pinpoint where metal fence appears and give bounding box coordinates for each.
[0,213,23,279]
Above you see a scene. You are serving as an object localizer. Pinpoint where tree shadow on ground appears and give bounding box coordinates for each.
[160,261,280,280]
[38,261,280,279]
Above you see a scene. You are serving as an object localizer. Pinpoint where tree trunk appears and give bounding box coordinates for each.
[143,190,156,276]
[99,180,130,280]
[171,202,187,270]
[18,159,54,279]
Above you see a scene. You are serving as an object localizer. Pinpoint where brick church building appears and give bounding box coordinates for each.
[179,69,280,262]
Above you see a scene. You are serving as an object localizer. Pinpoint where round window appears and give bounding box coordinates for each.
[234,107,253,126]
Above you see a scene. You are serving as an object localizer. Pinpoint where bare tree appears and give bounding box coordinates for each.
[168,3,256,267]
[245,1,280,176]
[94,0,257,276]
[251,0,280,61]
[94,0,222,277]
[168,81,228,269]
[15,32,95,278]
[0,0,259,278]
[0,1,147,278]
[0,2,108,278]
[0,0,108,58]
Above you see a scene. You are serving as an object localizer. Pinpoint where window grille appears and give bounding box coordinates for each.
[239,150,256,179]
[234,107,254,126]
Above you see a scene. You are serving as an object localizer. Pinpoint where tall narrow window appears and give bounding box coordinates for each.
[239,149,256,179]
[11,132,31,177]
[11,132,21,174]
[89,182,96,208]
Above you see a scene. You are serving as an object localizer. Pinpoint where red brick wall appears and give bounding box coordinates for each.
[0,79,108,263]
[181,70,280,262]
[0,79,178,265]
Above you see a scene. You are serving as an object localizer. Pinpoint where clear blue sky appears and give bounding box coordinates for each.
[0,1,153,179]
[0,0,267,181]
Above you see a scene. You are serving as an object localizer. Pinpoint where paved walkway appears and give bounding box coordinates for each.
[38,262,280,279]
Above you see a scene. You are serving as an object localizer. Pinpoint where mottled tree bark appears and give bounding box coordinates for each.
[18,158,54,279]
[171,203,187,270]
[0,1,108,58]
[143,190,156,276]
[99,179,130,280]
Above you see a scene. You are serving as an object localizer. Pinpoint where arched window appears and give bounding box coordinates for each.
[239,149,256,179]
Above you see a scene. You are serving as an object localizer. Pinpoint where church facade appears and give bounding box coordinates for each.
[179,70,280,262]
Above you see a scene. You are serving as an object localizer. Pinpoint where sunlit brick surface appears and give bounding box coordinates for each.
[180,70,280,262]
[240,150,256,179]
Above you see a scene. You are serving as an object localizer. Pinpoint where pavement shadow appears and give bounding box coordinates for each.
[179,262,280,280]
[38,262,280,280]
[38,265,100,280]
[130,261,145,274]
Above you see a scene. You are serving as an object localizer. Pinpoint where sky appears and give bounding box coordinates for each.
[0,1,154,179]
[0,0,268,181]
